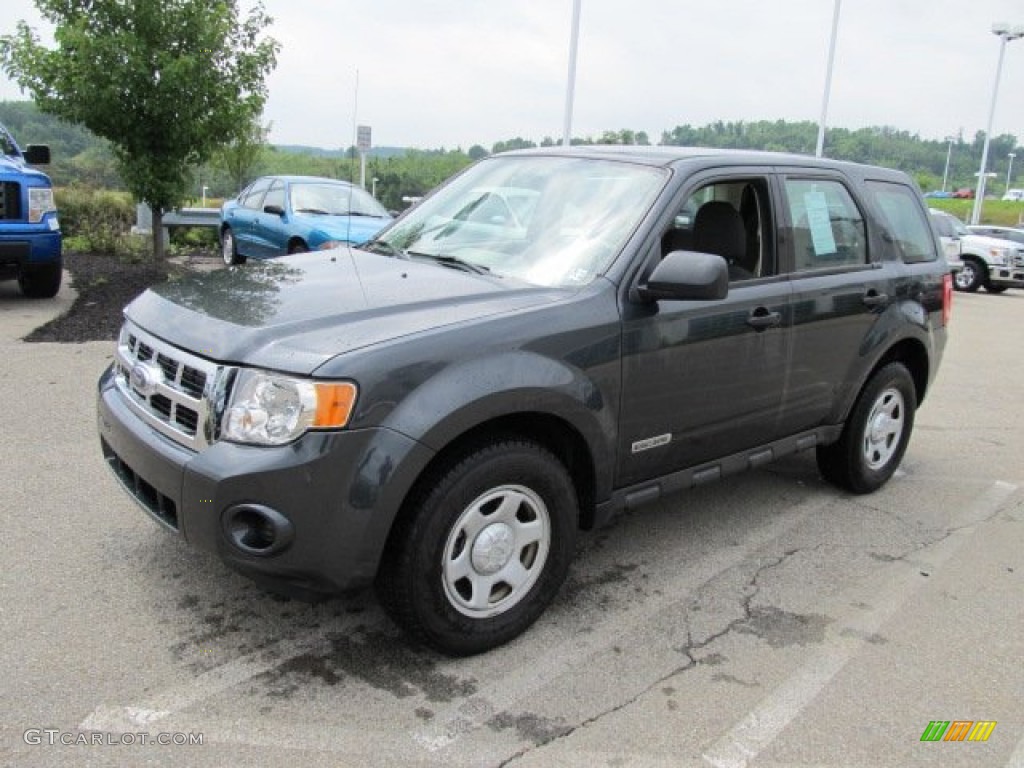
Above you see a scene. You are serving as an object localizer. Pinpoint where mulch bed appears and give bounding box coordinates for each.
[24,251,211,343]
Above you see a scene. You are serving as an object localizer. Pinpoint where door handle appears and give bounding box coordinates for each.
[862,291,889,308]
[746,308,782,330]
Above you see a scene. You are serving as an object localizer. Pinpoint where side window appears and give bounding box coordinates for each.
[661,178,774,280]
[784,179,866,271]
[262,181,286,212]
[240,179,271,210]
[866,181,937,263]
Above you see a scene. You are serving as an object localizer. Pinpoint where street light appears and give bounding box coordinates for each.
[562,0,582,147]
[816,0,843,158]
[1007,153,1016,192]
[941,136,954,193]
[971,23,1024,224]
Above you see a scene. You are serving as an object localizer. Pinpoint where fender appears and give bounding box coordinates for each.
[378,349,617,501]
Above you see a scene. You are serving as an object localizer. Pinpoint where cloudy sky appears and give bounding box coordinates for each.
[2,0,1023,153]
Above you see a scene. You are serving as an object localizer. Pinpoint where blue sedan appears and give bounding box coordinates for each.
[219,175,392,265]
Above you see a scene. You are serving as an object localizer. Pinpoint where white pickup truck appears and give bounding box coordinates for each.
[929,210,1024,293]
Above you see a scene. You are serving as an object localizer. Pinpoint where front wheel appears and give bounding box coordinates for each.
[18,258,62,298]
[816,362,916,494]
[377,439,578,656]
[953,259,984,292]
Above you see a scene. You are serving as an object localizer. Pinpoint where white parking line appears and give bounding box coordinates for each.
[80,628,336,733]
[702,480,1019,768]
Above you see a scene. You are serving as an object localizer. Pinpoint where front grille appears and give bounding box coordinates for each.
[101,438,178,530]
[0,181,21,220]
[1013,249,1024,268]
[113,321,223,450]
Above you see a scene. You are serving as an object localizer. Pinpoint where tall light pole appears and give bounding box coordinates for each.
[816,0,843,158]
[562,0,582,147]
[1007,153,1016,192]
[942,137,954,193]
[971,23,1024,224]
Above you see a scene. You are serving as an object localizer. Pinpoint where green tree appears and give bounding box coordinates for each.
[214,117,271,195]
[1,0,279,259]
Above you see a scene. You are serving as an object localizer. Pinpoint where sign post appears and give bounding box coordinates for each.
[357,125,372,189]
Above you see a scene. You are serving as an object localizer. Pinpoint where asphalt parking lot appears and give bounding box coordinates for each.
[1,275,1022,768]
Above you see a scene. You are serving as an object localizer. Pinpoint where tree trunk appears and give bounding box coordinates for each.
[152,207,166,261]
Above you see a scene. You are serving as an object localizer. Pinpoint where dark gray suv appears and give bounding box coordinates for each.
[97,147,952,655]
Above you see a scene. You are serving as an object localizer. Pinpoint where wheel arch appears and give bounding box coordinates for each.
[864,337,931,410]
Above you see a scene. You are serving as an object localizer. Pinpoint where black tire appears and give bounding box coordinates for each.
[377,439,578,656]
[287,239,308,254]
[953,258,984,292]
[816,362,916,494]
[984,283,1008,294]
[18,258,62,298]
[221,227,245,266]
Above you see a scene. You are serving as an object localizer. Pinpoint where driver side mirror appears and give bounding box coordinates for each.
[635,250,729,303]
[263,204,285,216]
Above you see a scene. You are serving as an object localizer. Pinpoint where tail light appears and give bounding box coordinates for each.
[942,273,952,327]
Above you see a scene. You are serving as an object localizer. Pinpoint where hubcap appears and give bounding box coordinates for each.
[955,264,975,290]
[442,485,551,618]
[222,233,234,265]
[862,387,905,470]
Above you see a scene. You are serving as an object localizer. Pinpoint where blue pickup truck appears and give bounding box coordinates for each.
[0,122,62,298]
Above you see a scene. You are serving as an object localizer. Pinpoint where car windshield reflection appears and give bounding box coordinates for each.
[377,156,667,287]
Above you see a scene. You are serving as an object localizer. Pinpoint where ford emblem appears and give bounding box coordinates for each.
[129,362,163,397]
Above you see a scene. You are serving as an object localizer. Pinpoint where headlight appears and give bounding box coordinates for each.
[28,187,56,224]
[222,370,357,446]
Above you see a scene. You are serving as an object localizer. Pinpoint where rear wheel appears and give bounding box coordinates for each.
[377,439,578,656]
[817,362,916,494]
[18,258,62,298]
[221,227,245,266]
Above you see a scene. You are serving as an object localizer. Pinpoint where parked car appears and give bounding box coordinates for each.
[967,224,1024,246]
[928,209,965,274]
[1002,188,1024,202]
[923,190,953,199]
[932,215,1024,292]
[219,175,392,266]
[952,188,975,199]
[99,147,951,655]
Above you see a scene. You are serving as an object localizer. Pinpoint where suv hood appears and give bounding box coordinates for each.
[126,248,566,374]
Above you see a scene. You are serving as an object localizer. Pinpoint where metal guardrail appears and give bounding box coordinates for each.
[161,208,221,228]
[134,204,220,236]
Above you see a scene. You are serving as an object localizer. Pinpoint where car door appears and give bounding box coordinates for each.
[777,172,893,434]
[231,177,272,257]
[250,179,288,258]
[617,171,793,487]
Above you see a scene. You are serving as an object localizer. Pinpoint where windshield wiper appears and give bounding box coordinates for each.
[362,239,410,260]
[408,252,490,275]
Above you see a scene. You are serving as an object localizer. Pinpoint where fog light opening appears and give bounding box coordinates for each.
[223,504,294,556]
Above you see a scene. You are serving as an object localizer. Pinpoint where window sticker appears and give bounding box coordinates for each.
[803,190,837,256]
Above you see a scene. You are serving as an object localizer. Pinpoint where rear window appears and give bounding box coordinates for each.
[867,182,937,263]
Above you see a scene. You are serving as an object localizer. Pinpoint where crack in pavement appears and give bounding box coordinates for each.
[497,549,804,767]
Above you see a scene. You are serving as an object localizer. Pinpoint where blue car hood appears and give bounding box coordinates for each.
[125,248,565,374]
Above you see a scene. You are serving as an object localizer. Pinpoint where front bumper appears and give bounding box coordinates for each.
[988,265,1024,288]
[97,364,434,595]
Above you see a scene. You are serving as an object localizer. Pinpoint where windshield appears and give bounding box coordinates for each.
[289,182,389,218]
[0,123,19,157]
[376,155,667,287]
